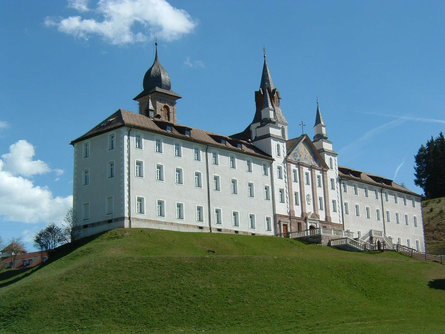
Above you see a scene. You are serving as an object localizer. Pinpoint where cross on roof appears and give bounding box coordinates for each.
[299,121,306,135]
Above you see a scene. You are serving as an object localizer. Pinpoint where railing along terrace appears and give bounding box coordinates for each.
[370,230,383,237]
[289,228,353,239]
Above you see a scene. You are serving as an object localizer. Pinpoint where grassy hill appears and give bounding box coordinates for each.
[1,229,445,333]
[423,196,445,254]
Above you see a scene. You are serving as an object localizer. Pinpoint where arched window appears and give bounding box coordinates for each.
[162,105,170,121]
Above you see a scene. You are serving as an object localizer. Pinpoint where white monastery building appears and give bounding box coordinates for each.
[71,48,425,252]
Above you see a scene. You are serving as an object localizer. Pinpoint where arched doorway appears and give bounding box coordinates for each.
[309,225,316,235]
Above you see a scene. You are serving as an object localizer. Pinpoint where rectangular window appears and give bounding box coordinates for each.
[247,160,252,172]
[155,139,162,153]
[329,157,333,169]
[277,166,283,179]
[397,238,401,245]
[196,206,204,222]
[343,183,347,193]
[232,211,239,227]
[319,197,324,211]
[215,209,222,224]
[364,188,368,197]
[294,192,300,206]
[355,204,360,216]
[136,197,144,214]
[375,190,378,200]
[174,143,182,157]
[83,169,89,185]
[230,156,236,169]
[332,200,337,213]
[376,209,380,221]
[405,214,408,225]
[344,202,349,215]
[249,214,256,229]
[156,164,164,181]
[108,161,114,178]
[330,178,335,190]
[394,195,398,204]
[407,239,410,248]
[194,171,202,188]
[106,196,113,215]
[366,207,370,219]
[83,142,90,158]
[385,192,388,202]
[231,179,238,194]
[108,133,115,150]
[263,164,268,176]
[135,135,142,149]
[386,211,390,222]
[414,216,417,227]
[412,198,415,207]
[416,240,420,251]
[354,185,358,195]
[264,186,270,200]
[266,217,272,231]
[317,175,322,188]
[214,175,220,191]
[194,148,201,161]
[305,172,310,185]
[279,189,285,203]
[293,169,298,183]
[83,203,90,220]
[248,182,254,197]
[175,168,183,184]
[276,143,281,157]
[403,196,407,206]
[396,213,400,224]
[157,200,165,217]
[212,152,218,165]
[176,202,184,219]
[135,160,144,177]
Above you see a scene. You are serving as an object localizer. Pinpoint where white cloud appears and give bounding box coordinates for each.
[184,56,205,69]
[0,159,72,224]
[0,121,9,130]
[1,140,51,177]
[68,0,90,12]
[45,0,196,45]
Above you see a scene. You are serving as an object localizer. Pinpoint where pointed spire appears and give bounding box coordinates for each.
[260,52,275,91]
[154,41,158,61]
[263,85,274,111]
[314,97,325,126]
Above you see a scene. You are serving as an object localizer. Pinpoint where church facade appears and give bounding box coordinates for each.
[71,49,425,252]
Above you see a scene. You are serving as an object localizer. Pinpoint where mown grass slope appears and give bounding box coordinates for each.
[1,228,445,333]
[423,196,445,254]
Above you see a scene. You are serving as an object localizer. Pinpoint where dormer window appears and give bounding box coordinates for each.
[166,125,172,132]
[237,143,242,149]
[220,139,226,145]
[184,129,191,136]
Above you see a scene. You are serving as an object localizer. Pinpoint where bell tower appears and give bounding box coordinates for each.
[134,43,181,122]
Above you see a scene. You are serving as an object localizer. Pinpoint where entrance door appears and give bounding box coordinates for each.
[282,224,289,238]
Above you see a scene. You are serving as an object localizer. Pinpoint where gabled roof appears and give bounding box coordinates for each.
[71,110,272,160]
[286,135,329,169]
[338,166,420,196]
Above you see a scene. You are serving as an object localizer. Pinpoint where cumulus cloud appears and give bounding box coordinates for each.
[45,0,196,45]
[0,141,72,224]
[68,0,90,12]
[1,140,52,177]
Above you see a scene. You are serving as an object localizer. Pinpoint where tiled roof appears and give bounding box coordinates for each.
[339,166,420,196]
[71,109,273,160]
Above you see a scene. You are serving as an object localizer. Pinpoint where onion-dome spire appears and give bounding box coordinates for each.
[142,42,171,92]
[314,97,325,126]
[260,50,275,91]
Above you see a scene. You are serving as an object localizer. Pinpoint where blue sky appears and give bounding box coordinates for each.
[1,0,444,251]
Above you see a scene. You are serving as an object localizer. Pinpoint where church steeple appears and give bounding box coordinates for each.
[134,43,181,122]
[260,54,275,92]
[313,98,328,141]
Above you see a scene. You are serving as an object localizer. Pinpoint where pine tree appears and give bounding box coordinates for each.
[414,132,445,199]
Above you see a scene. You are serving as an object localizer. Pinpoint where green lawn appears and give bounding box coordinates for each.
[1,228,445,333]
